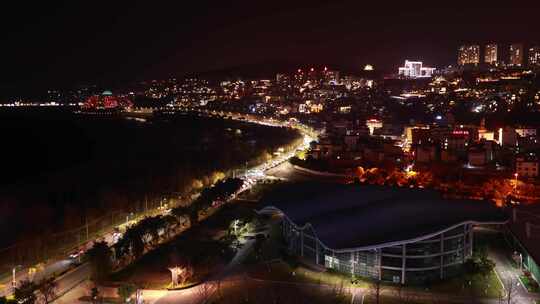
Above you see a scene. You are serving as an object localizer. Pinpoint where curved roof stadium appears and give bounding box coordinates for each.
[260,183,507,250]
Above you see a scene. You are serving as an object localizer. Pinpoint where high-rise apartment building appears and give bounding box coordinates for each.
[529,46,540,67]
[458,45,480,66]
[509,44,524,66]
[485,44,498,65]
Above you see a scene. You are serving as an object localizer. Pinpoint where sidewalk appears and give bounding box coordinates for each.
[52,283,87,304]
[490,247,540,303]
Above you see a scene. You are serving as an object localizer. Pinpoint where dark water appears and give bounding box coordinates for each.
[0,108,299,247]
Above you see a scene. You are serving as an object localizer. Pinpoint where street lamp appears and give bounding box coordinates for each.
[11,265,21,287]
[28,267,37,282]
[12,267,16,287]
[514,172,519,194]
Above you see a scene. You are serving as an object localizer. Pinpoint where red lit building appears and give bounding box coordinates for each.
[82,90,133,111]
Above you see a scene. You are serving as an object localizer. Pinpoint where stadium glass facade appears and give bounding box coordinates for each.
[280,214,475,284]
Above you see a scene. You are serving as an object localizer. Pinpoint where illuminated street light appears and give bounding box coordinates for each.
[28,267,37,282]
[11,265,22,287]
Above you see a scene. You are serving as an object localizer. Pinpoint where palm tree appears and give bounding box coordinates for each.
[162,214,179,239]
[126,225,145,258]
[172,206,191,227]
[138,216,162,247]
[114,225,145,263]
[113,236,128,263]
[86,241,112,282]
[187,202,201,227]
[14,280,37,304]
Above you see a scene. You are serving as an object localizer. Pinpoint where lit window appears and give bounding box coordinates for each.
[325,255,340,269]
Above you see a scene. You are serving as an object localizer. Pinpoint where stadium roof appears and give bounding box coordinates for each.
[260,183,507,250]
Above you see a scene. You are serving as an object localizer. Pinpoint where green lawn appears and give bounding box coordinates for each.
[245,217,369,289]
[208,277,352,304]
[430,270,503,298]
[79,296,122,303]
[363,294,432,304]
[520,275,540,293]
[248,260,368,288]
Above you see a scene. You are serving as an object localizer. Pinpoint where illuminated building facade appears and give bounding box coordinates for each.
[509,44,524,66]
[398,60,435,78]
[485,44,498,65]
[366,119,383,135]
[324,69,340,84]
[458,45,480,66]
[81,90,133,110]
[529,46,540,67]
[364,64,374,71]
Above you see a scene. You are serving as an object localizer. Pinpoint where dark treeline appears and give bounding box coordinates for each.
[0,109,301,247]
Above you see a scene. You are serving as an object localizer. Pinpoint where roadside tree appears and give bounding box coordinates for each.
[37,277,57,304]
[86,241,113,282]
[13,280,37,304]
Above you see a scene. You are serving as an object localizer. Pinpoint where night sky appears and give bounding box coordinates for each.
[2,1,540,88]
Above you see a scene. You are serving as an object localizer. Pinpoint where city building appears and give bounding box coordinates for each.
[458,45,480,66]
[81,90,133,111]
[415,144,437,163]
[529,46,540,67]
[441,149,458,163]
[479,129,495,141]
[260,185,507,284]
[366,119,383,135]
[498,127,517,147]
[509,44,524,66]
[398,60,435,78]
[324,69,340,84]
[485,44,498,65]
[276,73,288,83]
[516,154,539,178]
[515,127,537,138]
[468,147,487,167]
